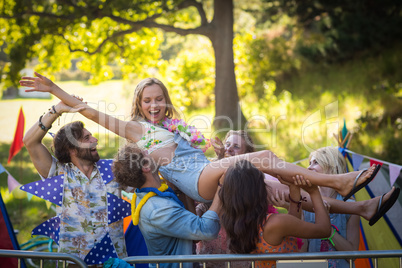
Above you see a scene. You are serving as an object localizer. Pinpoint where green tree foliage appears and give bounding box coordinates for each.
[0,0,164,87]
[235,15,302,99]
[262,0,402,62]
[1,0,247,129]
[159,44,215,112]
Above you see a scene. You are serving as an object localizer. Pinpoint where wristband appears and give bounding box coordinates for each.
[288,194,307,212]
[38,115,51,132]
[331,224,339,233]
[321,225,338,246]
[49,105,61,116]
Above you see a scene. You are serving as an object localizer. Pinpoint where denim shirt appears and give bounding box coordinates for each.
[304,193,355,268]
[136,192,220,268]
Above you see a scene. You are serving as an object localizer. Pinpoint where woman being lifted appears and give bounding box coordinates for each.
[20,72,379,204]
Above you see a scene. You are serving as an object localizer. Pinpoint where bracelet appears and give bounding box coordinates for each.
[288,194,307,212]
[49,105,62,126]
[321,227,337,246]
[38,115,52,132]
[49,105,61,116]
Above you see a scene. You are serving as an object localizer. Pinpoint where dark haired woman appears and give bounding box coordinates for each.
[219,160,331,268]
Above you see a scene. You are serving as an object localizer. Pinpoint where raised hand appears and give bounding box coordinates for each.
[19,72,56,93]
[211,136,225,159]
[270,188,290,209]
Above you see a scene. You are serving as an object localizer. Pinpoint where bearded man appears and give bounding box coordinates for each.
[23,101,127,267]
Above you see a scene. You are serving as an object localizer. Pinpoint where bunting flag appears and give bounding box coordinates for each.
[31,216,60,245]
[9,174,27,199]
[341,119,348,140]
[343,149,402,187]
[0,163,6,174]
[107,193,132,224]
[389,165,402,187]
[7,173,22,193]
[27,192,34,201]
[1,163,26,199]
[45,200,53,210]
[84,233,118,265]
[8,107,25,164]
[20,174,64,206]
[352,153,364,171]
[19,159,130,265]
[97,159,114,184]
[370,159,383,168]
[370,159,384,183]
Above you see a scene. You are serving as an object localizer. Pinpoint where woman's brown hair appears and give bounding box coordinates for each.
[219,160,271,253]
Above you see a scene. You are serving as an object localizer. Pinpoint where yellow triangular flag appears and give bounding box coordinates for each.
[45,200,52,210]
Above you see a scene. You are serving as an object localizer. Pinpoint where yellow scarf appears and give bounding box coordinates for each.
[131,183,169,225]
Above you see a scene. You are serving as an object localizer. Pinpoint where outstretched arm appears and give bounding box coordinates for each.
[20,72,144,142]
[23,102,83,177]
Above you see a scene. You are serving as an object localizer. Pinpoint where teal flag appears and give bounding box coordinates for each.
[342,118,348,139]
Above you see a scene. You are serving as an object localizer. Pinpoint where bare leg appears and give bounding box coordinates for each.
[198,150,376,200]
[265,181,397,221]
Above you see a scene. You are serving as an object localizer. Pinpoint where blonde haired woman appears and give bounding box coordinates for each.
[302,146,399,268]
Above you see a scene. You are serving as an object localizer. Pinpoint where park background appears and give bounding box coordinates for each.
[0,0,401,266]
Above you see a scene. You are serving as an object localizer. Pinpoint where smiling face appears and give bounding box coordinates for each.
[140,84,167,123]
[131,78,177,122]
[75,128,100,162]
[224,134,248,157]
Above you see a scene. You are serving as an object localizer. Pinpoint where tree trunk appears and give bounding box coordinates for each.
[211,0,246,131]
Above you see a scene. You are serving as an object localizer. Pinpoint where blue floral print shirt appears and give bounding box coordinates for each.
[46,157,127,262]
